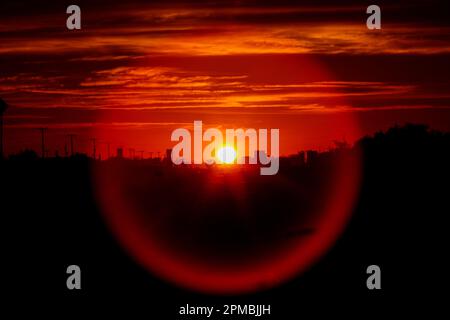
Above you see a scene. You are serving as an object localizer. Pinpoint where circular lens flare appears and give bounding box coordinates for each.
[216,146,237,164]
[92,53,363,294]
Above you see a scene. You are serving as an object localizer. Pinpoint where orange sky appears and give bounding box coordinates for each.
[1,0,450,156]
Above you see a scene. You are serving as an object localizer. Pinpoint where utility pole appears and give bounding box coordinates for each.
[91,138,96,159]
[36,128,48,158]
[0,98,8,159]
[67,134,76,156]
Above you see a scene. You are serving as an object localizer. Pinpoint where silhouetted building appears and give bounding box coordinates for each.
[306,150,318,163]
[9,149,38,161]
[287,151,306,166]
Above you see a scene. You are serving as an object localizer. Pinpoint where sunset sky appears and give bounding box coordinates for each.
[1,0,450,156]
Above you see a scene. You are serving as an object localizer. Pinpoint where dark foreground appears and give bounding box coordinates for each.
[2,124,449,316]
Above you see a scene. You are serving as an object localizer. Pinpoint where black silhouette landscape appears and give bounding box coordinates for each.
[2,124,449,313]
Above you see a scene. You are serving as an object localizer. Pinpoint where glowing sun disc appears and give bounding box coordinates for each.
[216,146,237,164]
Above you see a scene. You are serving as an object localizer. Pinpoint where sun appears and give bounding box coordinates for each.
[216,146,237,164]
